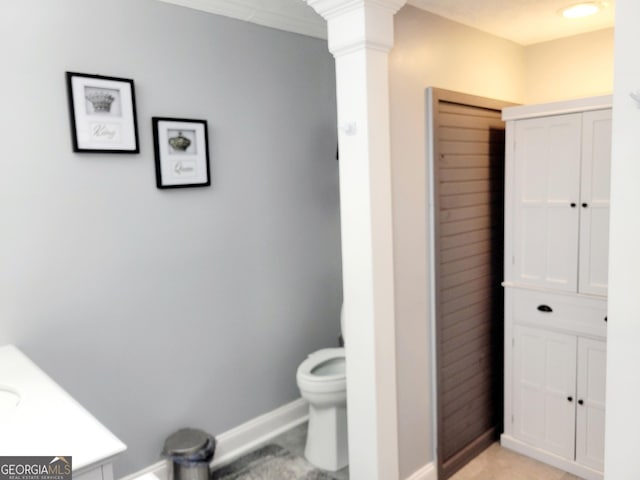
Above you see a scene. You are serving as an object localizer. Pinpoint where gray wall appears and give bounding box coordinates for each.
[0,1,340,476]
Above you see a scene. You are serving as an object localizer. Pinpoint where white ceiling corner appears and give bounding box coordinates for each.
[156,0,327,39]
[407,0,615,45]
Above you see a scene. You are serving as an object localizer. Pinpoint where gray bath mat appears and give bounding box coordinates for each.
[210,444,340,480]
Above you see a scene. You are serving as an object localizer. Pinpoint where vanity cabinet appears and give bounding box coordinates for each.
[0,345,126,480]
[501,95,611,480]
[74,463,115,480]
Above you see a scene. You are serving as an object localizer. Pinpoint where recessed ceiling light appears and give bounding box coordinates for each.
[561,2,601,19]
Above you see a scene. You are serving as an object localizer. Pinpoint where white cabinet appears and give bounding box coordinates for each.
[502,96,611,480]
[508,106,612,296]
[575,337,607,471]
[512,113,582,292]
[512,326,606,471]
[579,110,612,296]
[513,326,577,460]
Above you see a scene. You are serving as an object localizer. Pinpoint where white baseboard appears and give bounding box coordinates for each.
[120,398,309,480]
[405,462,437,480]
[212,397,308,467]
[500,434,603,480]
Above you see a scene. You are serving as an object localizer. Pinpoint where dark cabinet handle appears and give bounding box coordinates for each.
[578,399,584,405]
[582,203,588,208]
[567,396,573,402]
[537,305,553,313]
[605,316,608,322]
[570,202,577,208]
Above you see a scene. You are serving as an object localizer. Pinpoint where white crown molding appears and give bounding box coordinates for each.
[305,0,406,19]
[304,0,407,55]
[502,94,613,121]
[156,0,327,39]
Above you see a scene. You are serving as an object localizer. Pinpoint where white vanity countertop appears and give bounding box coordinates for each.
[0,345,126,471]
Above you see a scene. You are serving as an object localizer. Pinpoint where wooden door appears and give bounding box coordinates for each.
[579,109,612,296]
[512,325,577,460]
[576,337,607,471]
[429,88,512,478]
[512,114,582,292]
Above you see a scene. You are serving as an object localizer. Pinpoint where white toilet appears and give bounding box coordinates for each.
[296,310,347,471]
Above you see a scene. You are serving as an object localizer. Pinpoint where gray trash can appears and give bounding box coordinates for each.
[163,428,216,480]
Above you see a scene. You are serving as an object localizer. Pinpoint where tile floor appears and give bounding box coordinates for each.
[449,443,581,480]
[270,424,583,480]
[269,422,349,480]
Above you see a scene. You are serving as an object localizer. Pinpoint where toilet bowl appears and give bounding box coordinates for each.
[296,347,347,471]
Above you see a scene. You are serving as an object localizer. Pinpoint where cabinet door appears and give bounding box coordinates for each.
[576,338,607,471]
[513,326,577,460]
[579,109,612,296]
[513,114,581,291]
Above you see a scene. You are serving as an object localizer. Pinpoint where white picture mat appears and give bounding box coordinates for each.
[157,120,208,186]
[71,76,136,150]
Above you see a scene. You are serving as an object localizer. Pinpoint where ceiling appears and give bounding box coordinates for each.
[157,0,615,46]
[409,0,615,45]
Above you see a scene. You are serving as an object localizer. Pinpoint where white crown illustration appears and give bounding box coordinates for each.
[86,91,115,113]
[168,132,191,151]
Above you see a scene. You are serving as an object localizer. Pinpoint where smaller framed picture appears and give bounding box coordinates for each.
[152,117,211,189]
[66,72,139,153]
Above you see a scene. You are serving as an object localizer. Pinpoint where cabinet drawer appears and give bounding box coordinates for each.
[74,467,103,480]
[512,289,607,338]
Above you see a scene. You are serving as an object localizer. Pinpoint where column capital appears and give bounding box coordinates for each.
[306,0,407,55]
[306,0,406,20]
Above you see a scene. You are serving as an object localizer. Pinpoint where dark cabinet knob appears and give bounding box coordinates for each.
[605,316,608,322]
[537,305,553,313]
[582,203,588,208]
[570,202,577,208]
[567,396,573,402]
[578,399,584,405]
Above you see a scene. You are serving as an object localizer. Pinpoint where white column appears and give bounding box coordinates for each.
[605,0,640,477]
[305,1,406,479]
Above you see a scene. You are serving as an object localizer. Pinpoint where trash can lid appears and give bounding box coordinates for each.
[163,428,214,456]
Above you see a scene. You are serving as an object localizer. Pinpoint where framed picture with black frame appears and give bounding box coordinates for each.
[152,117,211,189]
[66,72,139,153]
